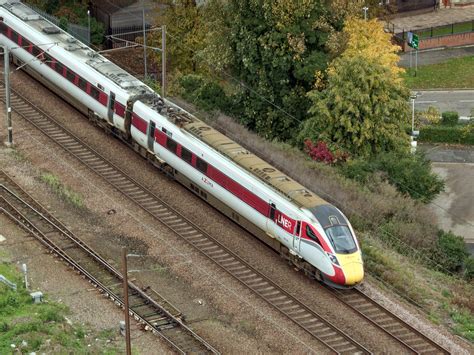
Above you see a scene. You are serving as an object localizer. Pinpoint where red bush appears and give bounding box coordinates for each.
[304,139,349,164]
[304,140,334,163]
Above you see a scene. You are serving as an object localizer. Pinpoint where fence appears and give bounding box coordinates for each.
[394,19,474,41]
[107,24,152,49]
[28,5,90,45]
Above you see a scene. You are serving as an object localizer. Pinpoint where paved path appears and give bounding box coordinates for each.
[399,46,474,67]
[412,90,474,117]
[390,6,474,33]
[419,144,474,253]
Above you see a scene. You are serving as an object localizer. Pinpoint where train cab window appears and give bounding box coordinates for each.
[66,69,75,83]
[196,157,208,174]
[78,77,87,91]
[325,226,357,254]
[306,226,321,246]
[90,87,100,100]
[166,138,178,154]
[181,147,192,164]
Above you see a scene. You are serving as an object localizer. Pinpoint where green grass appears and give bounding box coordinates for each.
[0,262,123,354]
[402,56,474,89]
[415,22,473,39]
[361,234,474,341]
[40,172,84,208]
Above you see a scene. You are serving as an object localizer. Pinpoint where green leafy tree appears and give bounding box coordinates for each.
[223,0,355,140]
[301,55,410,156]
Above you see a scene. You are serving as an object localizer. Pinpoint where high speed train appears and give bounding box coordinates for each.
[0,0,363,287]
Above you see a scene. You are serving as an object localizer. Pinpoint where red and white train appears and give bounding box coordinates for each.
[0,0,363,287]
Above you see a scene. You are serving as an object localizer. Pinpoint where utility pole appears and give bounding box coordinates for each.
[362,6,369,20]
[142,7,147,79]
[122,247,132,355]
[3,45,12,146]
[162,25,166,98]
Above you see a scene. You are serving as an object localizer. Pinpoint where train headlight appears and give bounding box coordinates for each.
[327,253,339,266]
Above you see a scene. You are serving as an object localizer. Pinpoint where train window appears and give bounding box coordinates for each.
[0,22,7,35]
[306,226,321,246]
[90,87,100,100]
[66,69,75,83]
[196,157,208,174]
[78,77,87,91]
[55,62,64,75]
[325,226,357,254]
[22,38,30,50]
[166,138,177,153]
[32,46,41,57]
[181,147,192,164]
[10,30,18,44]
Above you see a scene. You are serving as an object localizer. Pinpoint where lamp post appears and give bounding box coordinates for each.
[3,45,12,146]
[362,6,369,20]
[411,94,417,134]
[122,247,132,355]
[87,10,91,45]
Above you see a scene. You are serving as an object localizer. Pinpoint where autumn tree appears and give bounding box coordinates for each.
[222,0,358,140]
[341,17,403,79]
[300,55,410,156]
[154,0,208,74]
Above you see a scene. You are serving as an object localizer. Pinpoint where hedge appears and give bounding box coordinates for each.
[419,125,474,145]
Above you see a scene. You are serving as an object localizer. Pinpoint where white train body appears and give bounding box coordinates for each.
[0,0,363,287]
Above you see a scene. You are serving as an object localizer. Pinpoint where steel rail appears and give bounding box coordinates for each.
[325,285,450,355]
[0,81,369,354]
[0,174,219,355]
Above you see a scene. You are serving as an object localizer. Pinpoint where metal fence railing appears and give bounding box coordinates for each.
[394,20,474,42]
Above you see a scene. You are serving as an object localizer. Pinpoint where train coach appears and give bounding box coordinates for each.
[0,0,363,288]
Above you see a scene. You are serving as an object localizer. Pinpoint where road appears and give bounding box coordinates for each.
[420,144,474,255]
[399,46,474,68]
[413,90,474,117]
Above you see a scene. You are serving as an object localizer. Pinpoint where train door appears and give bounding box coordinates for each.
[293,221,301,252]
[147,121,156,151]
[266,202,277,236]
[107,92,115,124]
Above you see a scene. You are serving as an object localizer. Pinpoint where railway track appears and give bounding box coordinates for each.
[0,82,370,354]
[0,171,219,355]
[325,286,450,354]
[0,80,452,354]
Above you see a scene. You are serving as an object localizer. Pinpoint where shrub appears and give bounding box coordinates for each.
[419,125,474,145]
[178,74,229,112]
[463,256,474,280]
[432,230,469,273]
[304,140,334,164]
[441,111,459,126]
[341,151,445,203]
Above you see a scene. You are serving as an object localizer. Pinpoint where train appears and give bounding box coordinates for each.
[0,0,363,288]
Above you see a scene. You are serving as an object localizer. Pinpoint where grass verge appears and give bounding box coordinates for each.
[402,55,474,89]
[40,172,84,208]
[0,262,123,353]
[361,234,474,341]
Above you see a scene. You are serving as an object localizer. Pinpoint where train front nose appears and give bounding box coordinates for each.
[337,253,364,286]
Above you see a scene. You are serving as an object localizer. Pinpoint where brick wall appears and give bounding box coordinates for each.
[401,32,474,51]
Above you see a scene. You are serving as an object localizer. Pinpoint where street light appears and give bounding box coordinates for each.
[362,6,369,20]
[3,45,12,146]
[87,10,91,45]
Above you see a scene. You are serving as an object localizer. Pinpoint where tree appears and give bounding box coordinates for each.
[154,0,208,73]
[300,55,410,156]
[341,17,403,80]
[223,0,357,140]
